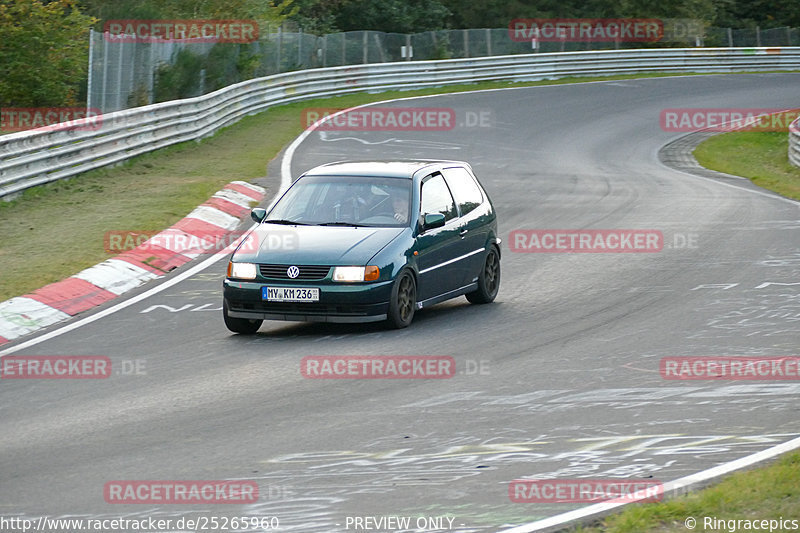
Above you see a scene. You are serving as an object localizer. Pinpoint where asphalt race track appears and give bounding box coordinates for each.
[1,73,799,532]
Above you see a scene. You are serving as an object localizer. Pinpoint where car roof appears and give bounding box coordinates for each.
[300,160,471,180]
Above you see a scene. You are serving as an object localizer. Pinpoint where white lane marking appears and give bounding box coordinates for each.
[664,162,800,207]
[319,133,464,150]
[497,434,800,533]
[318,130,397,144]
[320,136,397,145]
[0,238,250,357]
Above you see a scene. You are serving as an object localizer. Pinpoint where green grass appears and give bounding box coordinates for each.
[693,126,800,202]
[0,71,794,301]
[572,451,800,532]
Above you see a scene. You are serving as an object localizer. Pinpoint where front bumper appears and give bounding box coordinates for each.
[223,278,393,323]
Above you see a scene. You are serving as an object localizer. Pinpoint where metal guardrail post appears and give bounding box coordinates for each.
[87,28,95,111]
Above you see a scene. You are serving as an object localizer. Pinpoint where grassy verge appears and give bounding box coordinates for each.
[0,71,790,301]
[572,451,800,532]
[693,121,800,202]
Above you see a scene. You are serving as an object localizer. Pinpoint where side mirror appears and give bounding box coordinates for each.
[251,208,267,223]
[422,213,446,231]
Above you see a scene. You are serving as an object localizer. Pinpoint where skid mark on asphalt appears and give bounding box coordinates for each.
[229,431,800,531]
[687,290,800,340]
[401,385,800,413]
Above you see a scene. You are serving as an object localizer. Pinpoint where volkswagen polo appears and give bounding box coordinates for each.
[223,160,500,332]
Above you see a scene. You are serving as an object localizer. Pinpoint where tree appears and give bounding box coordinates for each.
[287,0,351,34]
[0,0,96,107]
[79,0,295,32]
[618,0,716,22]
[712,0,800,28]
[333,0,450,33]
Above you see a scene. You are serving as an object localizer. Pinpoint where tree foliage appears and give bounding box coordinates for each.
[1,0,798,110]
[333,0,450,33]
[288,0,351,34]
[294,0,799,30]
[0,0,96,107]
[79,0,295,31]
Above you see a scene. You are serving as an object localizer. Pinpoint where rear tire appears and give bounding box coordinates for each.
[466,246,500,304]
[223,300,263,334]
[387,271,416,329]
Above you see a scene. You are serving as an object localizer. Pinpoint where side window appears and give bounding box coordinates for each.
[420,174,458,222]
[443,167,483,216]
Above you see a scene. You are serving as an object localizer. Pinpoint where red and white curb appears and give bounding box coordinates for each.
[0,180,265,346]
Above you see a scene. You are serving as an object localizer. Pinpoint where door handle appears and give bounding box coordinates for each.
[459,228,469,237]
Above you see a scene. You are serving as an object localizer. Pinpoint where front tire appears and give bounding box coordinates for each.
[466,246,500,304]
[387,271,416,329]
[223,300,263,334]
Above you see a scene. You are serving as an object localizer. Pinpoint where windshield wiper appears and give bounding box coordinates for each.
[262,219,310,226]
[317,222,370,227]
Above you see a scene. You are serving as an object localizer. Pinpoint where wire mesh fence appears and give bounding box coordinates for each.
[87,25,800,114]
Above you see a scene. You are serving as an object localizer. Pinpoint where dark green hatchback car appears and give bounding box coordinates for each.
[223,160,500,332]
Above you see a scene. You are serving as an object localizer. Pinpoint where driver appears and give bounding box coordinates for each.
[393,194,409,223]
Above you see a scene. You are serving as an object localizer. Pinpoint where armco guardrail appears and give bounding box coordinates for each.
[790,116,800,168]
[2,47,800,198]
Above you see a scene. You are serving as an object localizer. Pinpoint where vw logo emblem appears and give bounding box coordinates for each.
[287,265,300,279]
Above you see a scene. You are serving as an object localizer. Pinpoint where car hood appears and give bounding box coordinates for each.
[233,224,405,265]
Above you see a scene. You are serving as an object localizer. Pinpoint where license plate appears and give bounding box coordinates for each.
[262,287,319,302]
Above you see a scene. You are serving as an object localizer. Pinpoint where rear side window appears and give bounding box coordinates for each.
[420,173,458,222]
[443,167,483,216]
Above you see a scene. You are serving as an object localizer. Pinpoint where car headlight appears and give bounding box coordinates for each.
[332,265,380,282]
[227,261,257,280]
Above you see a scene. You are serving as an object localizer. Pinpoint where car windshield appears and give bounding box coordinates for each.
[266,175,412,227]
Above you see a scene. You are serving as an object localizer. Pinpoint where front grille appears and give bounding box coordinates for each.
[259,264,331,280]
[230,301,373,316]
